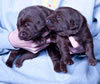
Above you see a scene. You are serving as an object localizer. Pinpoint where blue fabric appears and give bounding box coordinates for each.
[0,39,100,84]
[0,0,100,84]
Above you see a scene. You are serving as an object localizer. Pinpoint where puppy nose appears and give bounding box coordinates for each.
[19,31,28,40]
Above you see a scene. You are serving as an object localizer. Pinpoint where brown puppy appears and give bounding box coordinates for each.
[46,7,97,72]
[6,6,61,72]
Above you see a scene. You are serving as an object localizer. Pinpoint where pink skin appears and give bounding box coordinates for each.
[9,29,79,54]
[69,36,79,48]
[9,29,50,53]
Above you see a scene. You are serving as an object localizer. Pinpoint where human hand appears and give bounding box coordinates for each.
[69,36,79,48]
[68,36,80,54]
[8,29,50,53]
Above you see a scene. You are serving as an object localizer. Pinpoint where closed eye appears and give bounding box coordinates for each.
[56,15,61,20]
[24,23,31,27]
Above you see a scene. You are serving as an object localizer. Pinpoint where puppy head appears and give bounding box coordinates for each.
[17,6,53,41]
[46,11,66,32]
[46,7,85,37]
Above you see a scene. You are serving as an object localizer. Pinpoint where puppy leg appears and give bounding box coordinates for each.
[6,49,27,67]
[15,52,38,67]
[47,44,61,72]
[57,36,74,65]
[60,58,67,73]
[85,42,96,66]
[6,50,20,67]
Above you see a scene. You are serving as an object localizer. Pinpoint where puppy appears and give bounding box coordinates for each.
[46,7,97,72]
[6,6,61,71]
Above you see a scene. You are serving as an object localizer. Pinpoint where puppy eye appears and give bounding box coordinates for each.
[24,23,30,27]
[46,19,51,24]
[56,15,61,20]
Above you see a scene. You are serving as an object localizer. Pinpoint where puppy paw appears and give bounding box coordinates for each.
[15,60,23,68]
[6,61,13,68]
[88,57,97,66]
[54,62,60,72]
[64,57,74,65]
[60,61,67,73]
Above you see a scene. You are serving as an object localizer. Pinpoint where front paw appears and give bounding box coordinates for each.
[6,61,13,68]
[64,57,74,65]
[15,59,23,68]
[54,61,60,72]
[60,60,67,73]
[88,57,97,66]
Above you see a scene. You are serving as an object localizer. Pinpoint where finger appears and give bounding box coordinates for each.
[69,36,79,48]
[23,47,39,54]
[35,43,49,52]
[20,41,38,48]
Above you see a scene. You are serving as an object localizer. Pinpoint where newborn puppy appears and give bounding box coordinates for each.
[46,7,97,72]
[6,6,61,72]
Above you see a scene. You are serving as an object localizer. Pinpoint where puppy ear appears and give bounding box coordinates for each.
[69,19,78,30]
[68,15,88,35]
[57,22,70,37]
[57,16,84,36]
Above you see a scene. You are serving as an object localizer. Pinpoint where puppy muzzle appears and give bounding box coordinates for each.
[19,31,31,40]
